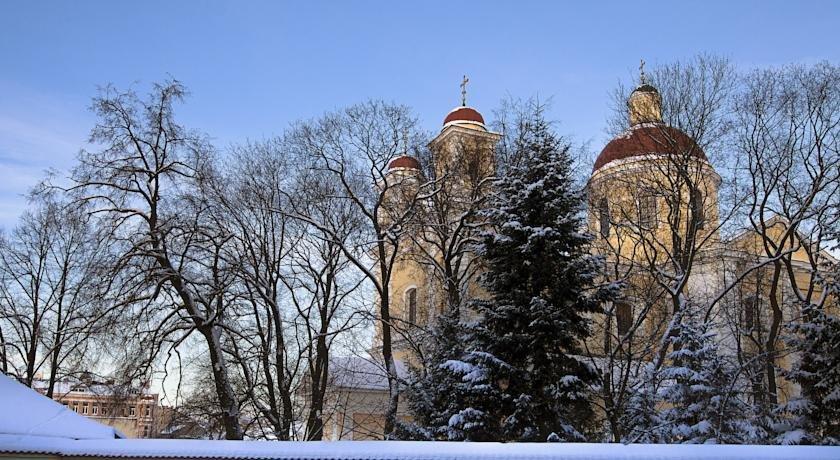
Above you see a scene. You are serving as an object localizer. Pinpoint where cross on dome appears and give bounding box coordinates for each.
[639,59,647,85]
[460,75,469,106]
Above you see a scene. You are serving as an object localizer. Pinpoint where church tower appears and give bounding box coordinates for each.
[588,64,721,260]
[586,62,722,347]
[384,78,500,361]
[429,76,501,186]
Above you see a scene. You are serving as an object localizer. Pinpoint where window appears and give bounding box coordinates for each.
[616,303,633,336]
[599,197,611,238]
[638,194,657,229]
[743,295,757,332]
[405,287,417,324]
[92,405,98,415]
[145,406,151,417]
[129,406,136,417]
[72,402,79,413]
[691,189,705,229]
[101,405,108,416]
[82,402,88,415]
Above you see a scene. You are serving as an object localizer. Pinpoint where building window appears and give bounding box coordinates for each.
[599,197,611,238]
[82,403,88,415]
[101,405,108,416]
[691,188,705,229]
[92,405,98,415]
[129,406,136,417]
[638,194,656,229]
[616,303,633,336]
[145,406,151,417]
[72,402,79,413]
[405,287,417,324]
[743,295,757,332]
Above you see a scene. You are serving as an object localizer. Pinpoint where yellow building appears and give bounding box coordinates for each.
[327,76,837,440]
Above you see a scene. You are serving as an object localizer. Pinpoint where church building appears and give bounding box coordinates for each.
[320,71,837,440]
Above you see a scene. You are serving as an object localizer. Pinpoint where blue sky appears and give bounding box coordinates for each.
[1,1,838,229]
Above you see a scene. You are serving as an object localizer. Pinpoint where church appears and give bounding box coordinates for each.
[319,71,838,440]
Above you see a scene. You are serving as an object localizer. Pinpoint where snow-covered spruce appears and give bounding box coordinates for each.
[656,305,762,444]
[775,284,840,445]
[404,113,613,442]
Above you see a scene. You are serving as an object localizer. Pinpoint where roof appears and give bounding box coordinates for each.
[0,372,123,440]
[329,356,407,391]
[388,155,422,171]
[32,378,155,399]
[443,106,485,126]
[633,84,659,94]
[593,123,706,172]
[1,435,838,460]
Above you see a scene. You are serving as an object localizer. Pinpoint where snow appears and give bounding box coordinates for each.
[1,373,839,459]
[1,435,839,460]
[0,372,123,440]
[328,356,407,391]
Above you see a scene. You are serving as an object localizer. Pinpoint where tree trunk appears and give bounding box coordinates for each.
[199,325,243,440]
[764,261,784,405]
[380,286,399,438]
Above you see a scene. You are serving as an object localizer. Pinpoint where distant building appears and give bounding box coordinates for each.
[33,377,163,438]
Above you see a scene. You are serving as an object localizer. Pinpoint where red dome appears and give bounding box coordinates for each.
[443,106,485,126]
[593,124,706,172]
[388,155,421,170]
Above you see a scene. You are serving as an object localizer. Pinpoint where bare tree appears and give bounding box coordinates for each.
[0,191,115,396]
[68,80,243,439]
[203,138,368,440]
[586,55,739,441]
[730,62,840,407]
[285,101,434,437]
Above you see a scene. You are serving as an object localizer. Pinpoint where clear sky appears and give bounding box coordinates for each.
[1,1,838,229]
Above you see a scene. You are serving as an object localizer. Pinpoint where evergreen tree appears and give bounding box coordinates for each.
[438,113,608,441]
[658,306,759,444]
[776,294,840,445]
[398,308,470,440]
[620,365,665,443]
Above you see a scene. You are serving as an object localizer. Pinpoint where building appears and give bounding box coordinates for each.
[326,73,837,440]
[33,377,163,439]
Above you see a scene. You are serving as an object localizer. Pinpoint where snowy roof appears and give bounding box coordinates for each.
[0,436,838,460]
[329,356,407,391]
[31,378,155,398]
[0,372,123,440]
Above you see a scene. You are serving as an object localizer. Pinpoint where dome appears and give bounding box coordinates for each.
[593,124,706,172]
[443,106,485,127]
[633,83,659,94]
[388,155,422,171]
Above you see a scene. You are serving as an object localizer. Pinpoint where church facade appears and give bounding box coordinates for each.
[320,75,837,440]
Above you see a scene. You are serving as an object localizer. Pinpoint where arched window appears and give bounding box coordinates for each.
[599,197,611,238]
[616,303,633,336]
[691,188,706,229]
[405,287,417,324]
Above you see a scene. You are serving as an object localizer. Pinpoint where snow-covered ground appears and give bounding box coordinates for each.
[2,372,839,460]
[2,436,840,460]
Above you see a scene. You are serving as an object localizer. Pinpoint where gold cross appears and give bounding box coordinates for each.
[460,75,469,106]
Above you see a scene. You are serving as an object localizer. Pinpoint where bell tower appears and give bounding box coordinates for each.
[429,76,501,186]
